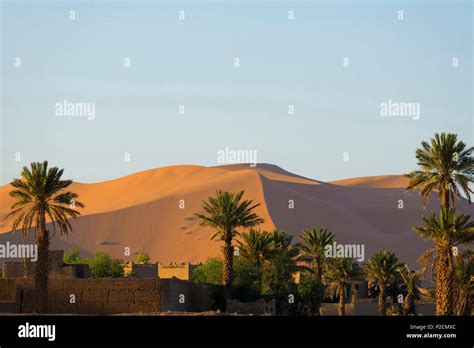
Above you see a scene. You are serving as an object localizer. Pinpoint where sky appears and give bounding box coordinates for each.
[1,0,472,185]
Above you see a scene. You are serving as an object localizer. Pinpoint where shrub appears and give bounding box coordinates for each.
[135,250,150,264]
[87,252,112,278]
[191,256,260,310]
[110,258,125,278]
[63,247,83,264]
[297,273,325,315]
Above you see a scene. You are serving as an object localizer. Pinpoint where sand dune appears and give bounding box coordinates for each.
[0,164,471,267]
[329,175,409,189]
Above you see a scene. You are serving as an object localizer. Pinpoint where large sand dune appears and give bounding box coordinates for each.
[0,164,471,267]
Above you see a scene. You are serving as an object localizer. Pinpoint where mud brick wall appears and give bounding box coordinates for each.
[131,262,158,278]
[0,277,212,314]
[0,279,17,301]
[226,298,276,315]
[158,263,192,280]
[0,279,22,313]
[11,278,160,314]
[160,278,212,312]
[2,262,27,279]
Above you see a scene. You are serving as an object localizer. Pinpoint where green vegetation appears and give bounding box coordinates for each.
[364,251,401,316]
[413,208,474,315]
[88,252,113,278]
[63,247,83,264]
[135,249,150,264]
[297,273,325,315]
[397,264,421,316]
[453,252,473,315]
[191,257,258,309]
[87,252,125,278]
[298,227,334,279]
[192,258,223,285]
[261,230,300,314]
[237,229,273,293]
[110,258,125,278]
[63,248,126,278]
[324,258,360,316]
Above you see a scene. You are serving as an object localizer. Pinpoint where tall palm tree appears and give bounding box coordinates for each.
[405,132,473,210]
[364,250,401,316]
[298,227,334,279]
[195,190,263,299]
[6,161,83,313]
[414,208,474,315]
[324,258,360,316]
[237,229,273,294]
[397,264,421,316]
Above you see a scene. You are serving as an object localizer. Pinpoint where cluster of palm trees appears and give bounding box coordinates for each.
[4,133,473,315]
[195,132,473,316]
[196,204,421,316]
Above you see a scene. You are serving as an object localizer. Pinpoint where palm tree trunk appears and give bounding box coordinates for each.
[403,294,415,316]
[23,257,31,278]
[455,289,469,316]
[436,248,453,316]
[256,263,262,296]
[315,259,322,280]
[338,287,346,316]
[34,213,50,313]
[440,189,450,212]
[222,237,234,301]
[378,287,387,316]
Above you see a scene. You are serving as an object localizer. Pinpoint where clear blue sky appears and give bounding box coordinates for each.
[1,0,472,185]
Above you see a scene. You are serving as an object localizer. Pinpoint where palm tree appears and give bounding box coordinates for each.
[270,229,294,251]
[237,229,273,294]
[397,264,421,316]
[269,229,300,270]
[264,229,301,314]
[364,250,401,316]
[405,132,473,210]
[453,252,473,316]
[298,227,334,279]
[6,161,83,313]
[195,190,263,299]
[414,208,474,315]
[324,258,360,316]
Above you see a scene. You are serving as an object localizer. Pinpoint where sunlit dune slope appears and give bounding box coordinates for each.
[0,164,470,267]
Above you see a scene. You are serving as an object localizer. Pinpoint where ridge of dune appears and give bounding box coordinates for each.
[216,163,322,185]
[329,175,409,189]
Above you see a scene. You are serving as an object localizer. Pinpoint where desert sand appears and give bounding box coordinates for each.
[0,164,471,267]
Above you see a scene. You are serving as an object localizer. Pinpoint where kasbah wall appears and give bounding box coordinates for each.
[0,278,212,314]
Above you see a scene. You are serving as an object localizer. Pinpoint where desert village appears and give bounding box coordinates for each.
[0,249,438,316]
